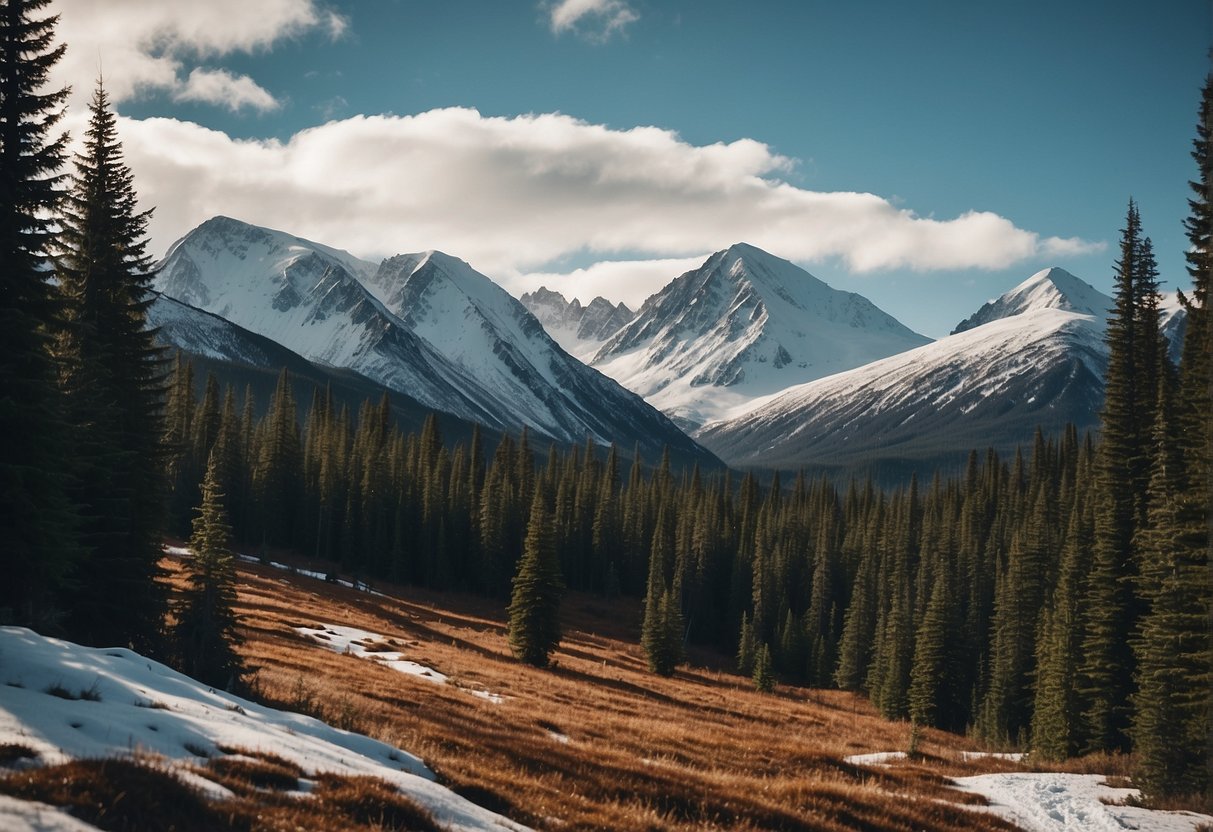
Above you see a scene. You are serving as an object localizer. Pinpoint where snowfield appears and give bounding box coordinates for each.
[0,627,529,831]
[953,772,1213,832]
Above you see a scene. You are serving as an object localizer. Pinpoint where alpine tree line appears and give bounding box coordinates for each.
[1,0,1209,802]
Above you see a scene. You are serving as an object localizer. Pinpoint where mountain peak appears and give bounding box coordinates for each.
[952,267,1110,335]
[591,246,930,427]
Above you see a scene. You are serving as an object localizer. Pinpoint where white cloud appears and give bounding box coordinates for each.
[111,108,1100,303]
[546,0,638,41]
[49,0,344,109]
[174,68,280,112]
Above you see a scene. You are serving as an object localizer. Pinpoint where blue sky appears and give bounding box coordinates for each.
[52,0,1210,337]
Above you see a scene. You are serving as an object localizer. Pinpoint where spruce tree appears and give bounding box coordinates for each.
[642,505,684,676]
[174,449,244,690]
[507,489,563,668]
[753,642,775,693]
[1079,200,1147,753]
[0,0,80,627]
[1131,369,1210,797]
[57,78,167,653]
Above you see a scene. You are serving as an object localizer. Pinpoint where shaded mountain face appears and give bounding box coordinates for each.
[585,243,931,429]
[520,288,634,360]
[153,217,718,467]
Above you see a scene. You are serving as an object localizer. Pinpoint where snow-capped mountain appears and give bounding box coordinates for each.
[154,218,714,464]
[696,269,1116,473]
[154,216,491,422]
[587,244,931,429]
[362,249,705,451]
[519,287,634,360]
[952,267,1110,334]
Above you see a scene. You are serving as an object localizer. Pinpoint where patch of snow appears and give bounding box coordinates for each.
[954,772,1213,832]
[547,731,570,744]
[960,751,1025,762]
[295,624,505,704]
[0,795,104,832]
[843,751,907,766]
[0,627,528,832]
[295,624,450,684]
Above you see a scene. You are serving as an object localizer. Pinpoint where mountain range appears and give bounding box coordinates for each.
[150,218,1187,481]
[151,217,717,468]
[526,244,930,430]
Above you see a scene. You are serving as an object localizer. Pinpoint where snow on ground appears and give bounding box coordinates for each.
[960,751,1025,762]
[954,772,1213,832]
[843,751,907,766]
[0,627,528,831]
[295,624,506,704]
[295,624,450,684]
[0,795,102,832]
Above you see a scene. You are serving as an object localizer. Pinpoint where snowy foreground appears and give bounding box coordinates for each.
[847,752,1213,832]
[0,627,528,831]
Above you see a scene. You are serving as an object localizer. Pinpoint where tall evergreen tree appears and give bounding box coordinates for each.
[57,78,167,653]
[507,489,563,668]
[1079,200,1148,753]
[0,0,79,627]
[173,449,244,690]
[1131,376,1210,797]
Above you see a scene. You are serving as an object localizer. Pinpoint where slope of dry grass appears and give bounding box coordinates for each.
[183,553,1027,832]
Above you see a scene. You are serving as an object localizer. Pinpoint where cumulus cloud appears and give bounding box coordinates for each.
[111,108,1100,302]
[173,68,281,112]
[546,0,638,41]
[49,0,344,109]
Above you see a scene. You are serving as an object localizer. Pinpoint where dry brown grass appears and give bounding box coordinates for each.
[0,754,443,832]
[152,554,1035,832]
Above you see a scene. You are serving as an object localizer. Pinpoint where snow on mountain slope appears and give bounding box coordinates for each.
[696,267,1126,472]
[153,217,531,429]
[588,244,931,428]
[952,267,1109,334]
[154,218,715,463]
[148,290,318,368]
[697,307,1107,472]
[364,251,709,454]
[1161,290,1188,363]
[0,627,528,831]
[519,287,633,360]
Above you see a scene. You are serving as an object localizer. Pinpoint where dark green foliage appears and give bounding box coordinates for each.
[0,0,80,628]
[507,490,563,668]
[1130,344,1210,797]
[56,79,167,654]
[1078,200,1158,754]
[173,450,244,690]
[752,643,775,693]
[642,505,684,676]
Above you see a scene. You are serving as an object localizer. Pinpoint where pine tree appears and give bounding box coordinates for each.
[0,0,80,627]
[173,449,244,690]
[909,569,963,731]
[642,505,684,676]
[1131,371,1210,797]
[57,78,167,653]
[1079,200,1148,753]
[753,642,775,693]
[1030,495,1092,761]
[507,489,563,668]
